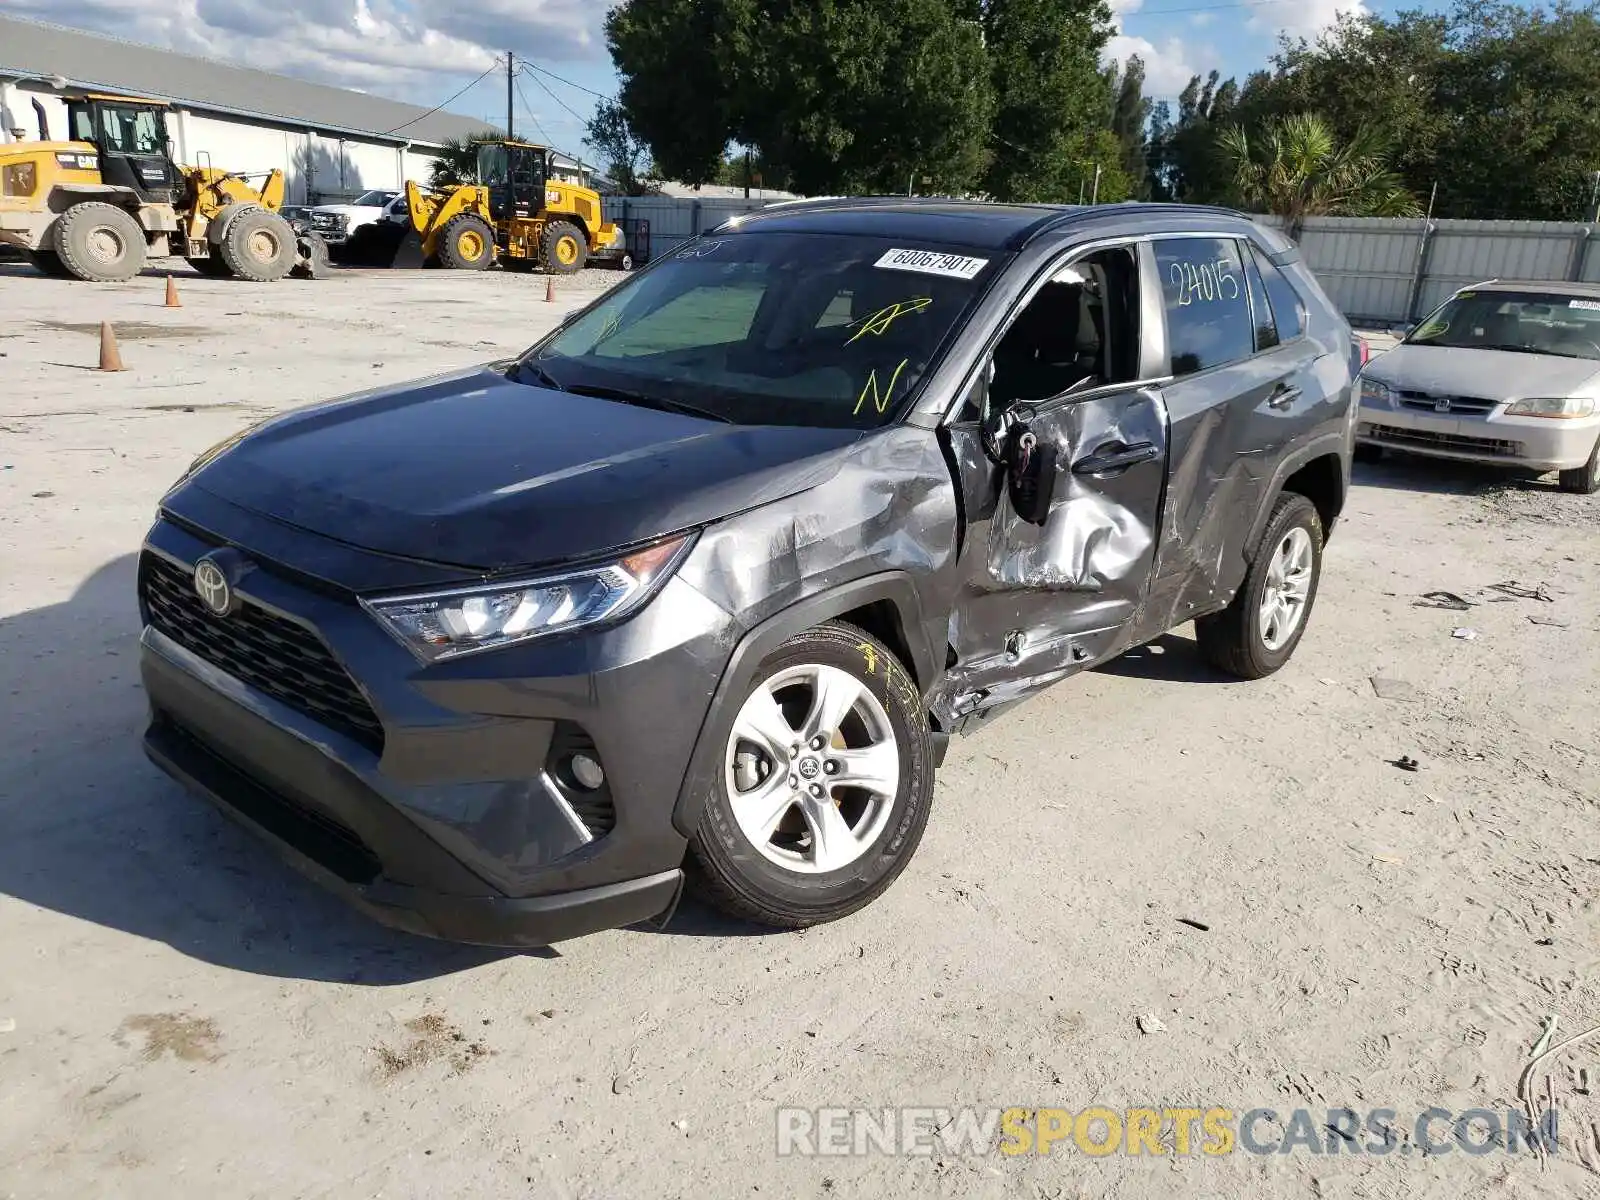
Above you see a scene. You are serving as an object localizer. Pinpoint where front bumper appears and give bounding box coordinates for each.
[137,514,737,947]
[1357,399,1600,470]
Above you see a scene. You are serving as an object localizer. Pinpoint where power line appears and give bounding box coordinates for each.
[511,73,556,146]
[385,58,502,134]
[518,59,615,101]
[518,64,591,126]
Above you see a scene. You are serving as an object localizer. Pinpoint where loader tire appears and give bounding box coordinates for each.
[219,209,297,282]
[541,220,587,275]
[28,249,76,278]
[52,202,148,283]
[438,214,494,270]
[187,254,234,278]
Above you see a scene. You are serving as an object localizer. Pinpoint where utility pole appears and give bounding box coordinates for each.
[506,51,514,140]
[1091,163,1102,205]
[1590,170,1600,224]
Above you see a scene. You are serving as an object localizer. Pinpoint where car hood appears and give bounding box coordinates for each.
[186,366,865,572]
[309,205,382,219]
[1368,344,1600,398]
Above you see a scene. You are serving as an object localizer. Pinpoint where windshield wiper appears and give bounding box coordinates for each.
[564,383,733,423]
[515,359,567,391]
[1478,343,1541,355]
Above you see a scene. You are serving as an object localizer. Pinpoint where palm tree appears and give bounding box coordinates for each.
[427,135,498,190]
[1218,113,1421,229]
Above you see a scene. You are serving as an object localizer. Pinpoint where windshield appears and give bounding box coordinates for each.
[478,144,509,186]
[1407,290,1600,360]
[353,190,397,207]
[524,232,1003,428]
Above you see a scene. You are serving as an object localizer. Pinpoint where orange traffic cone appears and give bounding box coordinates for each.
[164,274,181,308]
[545,275,555,303]
[98,321,125,372]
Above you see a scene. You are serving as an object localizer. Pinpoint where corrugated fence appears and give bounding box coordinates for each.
[605,196,1600,328]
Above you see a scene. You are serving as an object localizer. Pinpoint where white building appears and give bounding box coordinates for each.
[0,14,499,205]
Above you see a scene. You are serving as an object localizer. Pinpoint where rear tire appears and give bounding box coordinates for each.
[1556,435,1600,495]
[540,220,587,275]
[1195,492,1325,680]
[219,209,296,281]
[438,214,494,270]
[688,621,934,929]
[28,249,75,278]
[52,202,147,282]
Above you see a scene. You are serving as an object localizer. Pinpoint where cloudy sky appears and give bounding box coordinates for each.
[5,0,1452,153]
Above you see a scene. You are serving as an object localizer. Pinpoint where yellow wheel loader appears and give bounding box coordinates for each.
[402,140,625,274]
[0,93,325,283]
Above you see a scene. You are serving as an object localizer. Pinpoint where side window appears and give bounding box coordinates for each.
[1154,237,1254,376]
[1250,244,1307,341]
[987,246,1141,409]
[1241,244,1280,352]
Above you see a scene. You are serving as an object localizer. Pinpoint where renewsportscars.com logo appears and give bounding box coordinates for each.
[775,1106,1560,1159]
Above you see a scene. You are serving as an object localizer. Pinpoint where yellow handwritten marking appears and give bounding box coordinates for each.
[858,643,879,676]
[853,358,911,416]
[844,298,932,345]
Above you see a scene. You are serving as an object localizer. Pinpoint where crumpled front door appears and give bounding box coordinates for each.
[931,386,1169,727]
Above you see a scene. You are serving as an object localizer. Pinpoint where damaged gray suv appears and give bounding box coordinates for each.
[139,199,1357,946]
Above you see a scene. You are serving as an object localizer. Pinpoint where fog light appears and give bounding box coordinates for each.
[568,753,605,791]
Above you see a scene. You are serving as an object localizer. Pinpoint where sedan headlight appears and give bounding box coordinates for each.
[363,534,694,662]
[1360,377,1393,406]
[1504,396,1596,419]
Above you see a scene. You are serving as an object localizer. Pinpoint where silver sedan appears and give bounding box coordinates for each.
[1356,280,1600,493]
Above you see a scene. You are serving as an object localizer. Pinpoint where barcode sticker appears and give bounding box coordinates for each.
[1569,299,1600,311]
[875,249,989,280]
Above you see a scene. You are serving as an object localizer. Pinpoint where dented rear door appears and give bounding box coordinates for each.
[933,386,1168,727]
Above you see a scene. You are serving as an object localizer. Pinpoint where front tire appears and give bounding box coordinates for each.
[438,214,494,270]
[28,249,75,278]
[1195,493,1325,680]
[689,621,934,928]
[219,209,296,281]
[540,220,587,275]
[187,254,233,278]
[52,202,147,282]
[1557,435,1600,495]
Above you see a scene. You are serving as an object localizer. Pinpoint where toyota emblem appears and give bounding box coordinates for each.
[193,556,234,617]
[798,758,821,780]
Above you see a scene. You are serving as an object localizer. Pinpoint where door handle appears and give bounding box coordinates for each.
[1072,440,1159,476]
[1268,384,1302,411]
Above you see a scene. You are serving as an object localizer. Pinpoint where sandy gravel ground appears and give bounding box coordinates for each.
[1,262,1597,1199]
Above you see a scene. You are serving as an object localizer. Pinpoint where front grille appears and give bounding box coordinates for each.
[310,213,345,231]
[1398,391,1500,415]
[140,552,386,754]
[1360,424,1522,458]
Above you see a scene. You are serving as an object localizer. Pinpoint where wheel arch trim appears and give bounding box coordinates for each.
[669,572,935,839]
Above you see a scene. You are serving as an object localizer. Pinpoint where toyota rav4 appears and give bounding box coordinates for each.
[138,199,1357,946]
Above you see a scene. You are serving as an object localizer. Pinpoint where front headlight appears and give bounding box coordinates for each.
[1504,396,1596,419]
[362,534,694,662]
[1360,377,1393,406]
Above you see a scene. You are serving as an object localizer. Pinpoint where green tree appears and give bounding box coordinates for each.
[605,0,995,195]
[1148,71,1239,202]
[583,100,654,195]
[981,0,1117,202]
[1219,112,1421,227]
[1107,55,1152,200]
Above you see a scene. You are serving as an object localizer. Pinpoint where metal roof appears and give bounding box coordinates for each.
[0,14,498,148]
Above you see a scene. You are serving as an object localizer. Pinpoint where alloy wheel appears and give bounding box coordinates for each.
[724,664,899,875]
